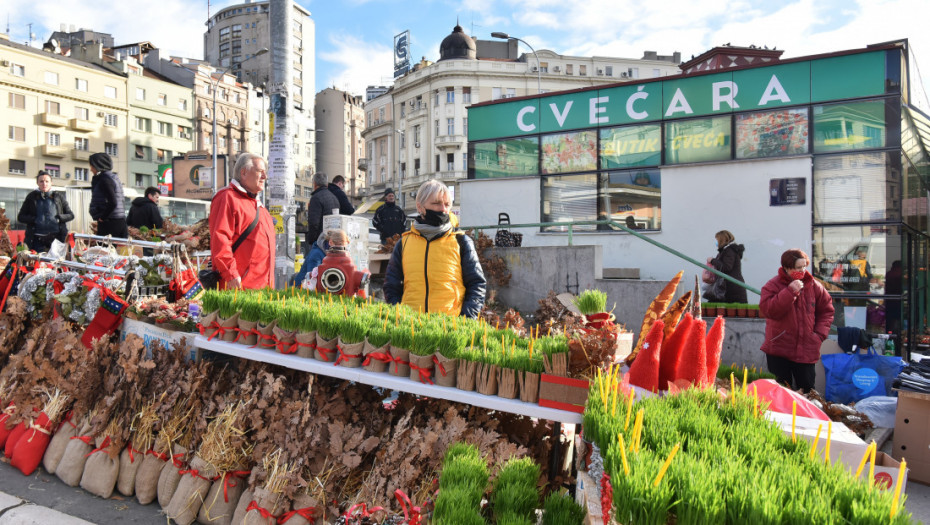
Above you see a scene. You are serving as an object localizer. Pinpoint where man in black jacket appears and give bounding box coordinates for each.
[18,170,74,252]
[328,175,356,216]
[88,152,128,238]
[372,188,407,244]
[127,187,164,230]
[305,173,339,249]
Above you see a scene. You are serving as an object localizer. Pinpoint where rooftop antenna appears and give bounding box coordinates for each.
[6,14,9,35]
[26,22,35,45]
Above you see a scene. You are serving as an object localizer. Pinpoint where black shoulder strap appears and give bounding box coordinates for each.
[231,206,261,254]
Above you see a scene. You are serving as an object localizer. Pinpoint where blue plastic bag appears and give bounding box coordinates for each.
[821,347,905,404]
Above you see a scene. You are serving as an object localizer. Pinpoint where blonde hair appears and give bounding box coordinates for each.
[326,229,348,246]
[715,230,735,246]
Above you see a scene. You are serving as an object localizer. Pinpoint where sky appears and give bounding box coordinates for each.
[4,0,929,107]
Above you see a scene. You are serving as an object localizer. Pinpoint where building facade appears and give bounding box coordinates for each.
[463,41,930,354]
[315,87,366,202]
[361,24,681,212]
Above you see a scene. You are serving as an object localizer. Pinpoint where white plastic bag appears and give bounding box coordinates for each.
[854,396,897,428]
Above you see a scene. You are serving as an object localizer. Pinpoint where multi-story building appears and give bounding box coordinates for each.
[144,50,251,191]
[366,85,389,102]
[203,0,317,204]
[0,33,129,189]
[315,88,366,202]
[362,88,398,201]
[361,24,682,211]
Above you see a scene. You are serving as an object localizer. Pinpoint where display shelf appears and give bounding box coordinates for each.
[195,335,583,424]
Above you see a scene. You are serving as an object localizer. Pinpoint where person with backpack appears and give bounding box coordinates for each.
[18,170,74,252]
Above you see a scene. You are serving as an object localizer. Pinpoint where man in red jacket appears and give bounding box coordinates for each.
[760,248,835,392]
[208,153,276,289]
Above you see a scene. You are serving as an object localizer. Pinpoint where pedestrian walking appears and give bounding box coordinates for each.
[18,170,74,252]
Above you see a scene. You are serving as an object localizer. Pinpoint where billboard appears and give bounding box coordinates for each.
[394,30,410,78]
[172,153,228,200]
[157,164,173,195]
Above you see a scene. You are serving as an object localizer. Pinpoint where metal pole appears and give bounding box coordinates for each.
[211,74,219,192]
[512,37,542,94]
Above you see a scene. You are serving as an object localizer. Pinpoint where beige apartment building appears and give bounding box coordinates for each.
[314,88,366,202]
[362,24,681,211]
[0,34,129,187]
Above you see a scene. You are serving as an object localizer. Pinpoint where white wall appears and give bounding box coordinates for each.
[460,156,814,300]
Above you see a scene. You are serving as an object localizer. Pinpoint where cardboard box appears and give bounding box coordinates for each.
[322,215,371,271]
[539,374,589,413]
[894,389,930,484]
[121,318,199,361]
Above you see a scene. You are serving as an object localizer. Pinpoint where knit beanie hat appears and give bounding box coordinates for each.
[384,188,395,197]
[89,152,112,172]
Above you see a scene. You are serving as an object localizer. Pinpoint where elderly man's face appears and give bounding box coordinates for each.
[385,193,395,203]
[240,158,267,194]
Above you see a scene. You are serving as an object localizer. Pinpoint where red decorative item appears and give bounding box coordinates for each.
[394,489,422,525]
[315,247,370,298]
[0,402,15,447]
[169,250,204,302]
[10,412,54,475]
[4,421,27,459]
[675,318,708,387]
[704,316,726,385]
[81,280,129,349]
[627,320,664,393]
[658,314,693,390]
[600,471,613,523]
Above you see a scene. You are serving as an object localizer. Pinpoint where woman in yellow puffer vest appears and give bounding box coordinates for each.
[383,180,486,318]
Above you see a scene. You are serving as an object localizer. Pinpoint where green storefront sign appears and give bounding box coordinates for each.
[468,50,886,141]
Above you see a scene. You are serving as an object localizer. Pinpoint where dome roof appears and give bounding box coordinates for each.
[439,25,476,61]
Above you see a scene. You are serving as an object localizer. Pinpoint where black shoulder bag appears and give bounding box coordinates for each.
[198,207,261,290]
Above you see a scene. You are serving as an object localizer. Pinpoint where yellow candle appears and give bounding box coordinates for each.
[825,421,832,464]
[753,386,759,418]
[505,321,510,330]
[791,401,797,442]
[624,389,634,430]
[632,409,644,452]
[742,367,748,396]
[496,321,500,330]
[548,326,552,336]
[452,317,457,330]
[653,443,680,487]
[443,318,446,331]
[868,440,876,488]
[470,331,476,348]
[611,385,619,416]
[891,458,907,518]
[809,424,823,460]
[618,433,630,476]
[855,441,875,478]
[730,374,736,404]
[529,339,534,359]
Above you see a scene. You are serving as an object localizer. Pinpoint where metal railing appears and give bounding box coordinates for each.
[462,219,761,296]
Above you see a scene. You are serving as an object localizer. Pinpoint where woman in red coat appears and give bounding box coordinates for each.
[760,249,835,392]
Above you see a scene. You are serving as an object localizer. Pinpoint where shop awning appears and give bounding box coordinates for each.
[354,196,384,214]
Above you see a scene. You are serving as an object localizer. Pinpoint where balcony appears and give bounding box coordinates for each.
[41,145,68,157]
[41,112,68,127]
[72,149,91,161]
[70,118,95,132]
[435,134,466,149]
[358,159,369,171]
[407,105,428,120]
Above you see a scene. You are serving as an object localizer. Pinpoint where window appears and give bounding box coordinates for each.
[414,158,420,176]
[45,100,60,115]
[434,91,440,107]
[134,173,146,187]
[75,78,88,92]
[605,66,613,76]
[136,88,146,100]
[232,24,242,38]
[8,126,25,142]
[134,117,150,132]
[599,170,662,231]
[434,120,439,137]
[462,152,467,171]
[399,131,406,149]
[812,224,901,302]
[233,139,241,152]
[813,152,897,224]
[435,154,440,172]
[104,114,118,126]
[539,62,548,73]
[45,164,60,178]
[464,118,468,137]
[10,63,24,77]
[414,125,421,147]
[379,107,385,121]
[156,149,169,163]
[629,67,638,78]
[447,118,455,136]
[178,126,192,140]
[446,88,454,103]
[157,122,172,136]
[219,26,230,39]
[463,87,471,104]
[470,137,540,179]
[9,159,26,174]
[447,153,455,171]
[415,95,423,109]
[9,93,25,109]
[566,64,574,75]
[74,167,89,181]
[220,42,230,58]
[44,71,59,85]
[178,99,188,111]
[219,136,226,148]
[579,65,587,76]
[736,108,809,159]
[157,93,167,106]
[664,116,732,164]
[541,173,598,231]
[400,103,405,117]
[46,132,60,146]
[304,187,312,198]
[506,88,516,98]
[135,145,148,160]
[74,106,89,120]
[813,99,889,153]
[105,142,118,156]
[104,86,117,99]
[599,124,662,169]
[74,137,89,151]
[542,131,598,174]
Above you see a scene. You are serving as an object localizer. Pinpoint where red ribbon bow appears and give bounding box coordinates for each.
[342,503,385,524]
[85,436,111,457]
[409,361,434,385]
[277,339,298,355]
[394,489,422,525]
[148,449,169,462]
[361,351,392,367]
[433,355,448,377]
[178,468,214,482]
[221,470,251,502]
[316,346,336,362]
[333,344,362,366]
[206,322,226,341]
[70,435,93,446]
[246,501,278,520]
[127,444,144,463]
[171,452,186,468]
[278,506,317,524]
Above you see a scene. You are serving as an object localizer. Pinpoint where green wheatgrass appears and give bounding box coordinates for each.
[410,326,442,356]
[437,331,468,360]
[542,491,586,525]
[339,314,368,344]
[491,456,540,522]
[572,289,608,315]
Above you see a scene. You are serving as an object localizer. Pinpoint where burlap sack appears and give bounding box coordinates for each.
[278,494,320,525]
[42,413,78,474]
[136,449,169,505]
[476,363,499,396]
[200,310,220,339]
[335,337,364,367]
[236,318,259,346]
[519,371,540,403]
[314,334,337,363]
[116,443,146,496]
[244,486,288,525]
[272,326,297,355]
[218,312,240,343]
[158,444,189,508]
[496,367,519,399]
[362,339,392,373]
[294,331,317,358]
[231,488,254,525]
[388,345,410,376]
[167,455,218,525]
[256,321,277,350]
[408,353,436,384]
[80,437,120,498]
[456,359,478,392]
[434,353,457,388]
[197,470,248,525]
[55,421,94,487]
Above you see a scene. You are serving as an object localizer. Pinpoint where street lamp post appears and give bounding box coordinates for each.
[491,32,541,94]
[394,129,405,209]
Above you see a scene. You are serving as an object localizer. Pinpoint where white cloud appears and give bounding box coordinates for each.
[318,35,394,97]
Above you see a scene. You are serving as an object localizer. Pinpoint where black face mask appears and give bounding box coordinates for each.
[421,209,450,227]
